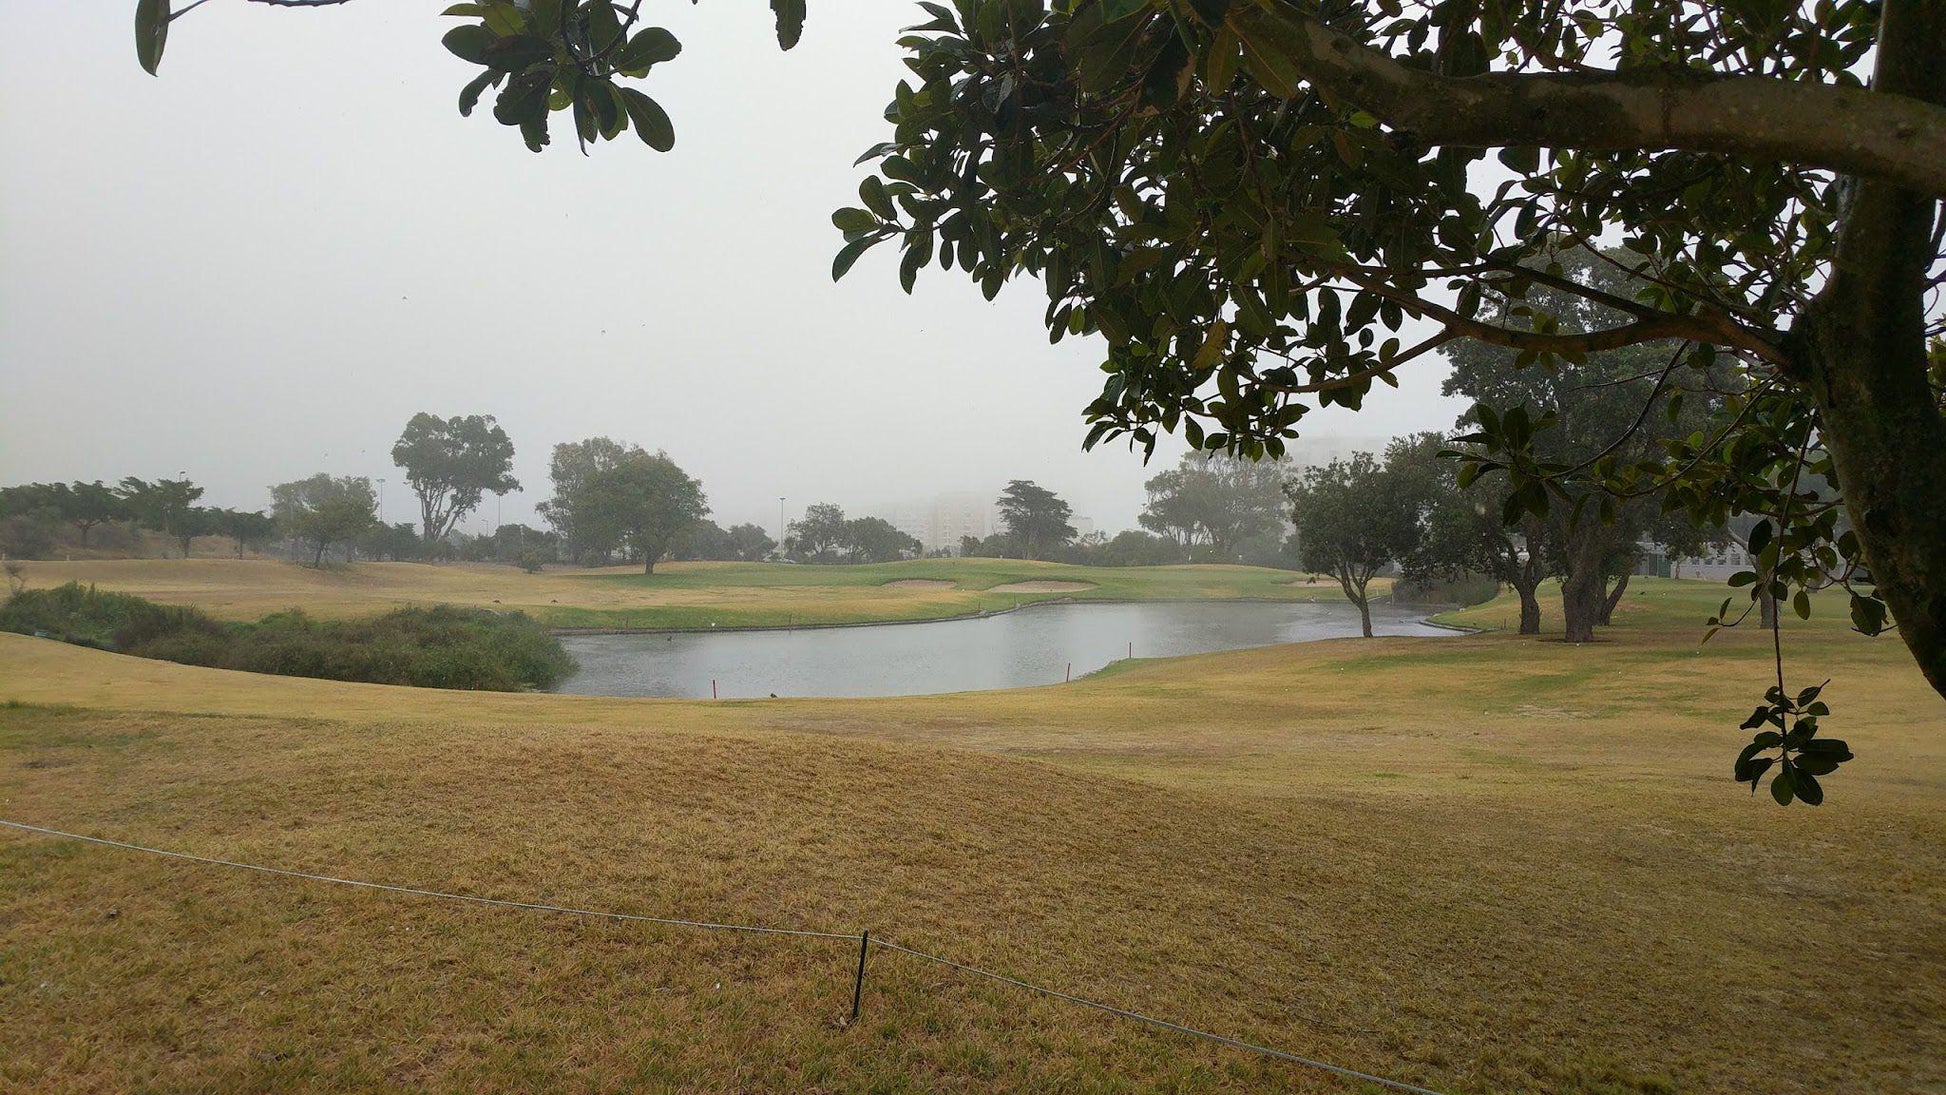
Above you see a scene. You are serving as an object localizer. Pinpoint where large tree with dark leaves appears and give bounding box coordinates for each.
[392,413,521,546]
[828,0,1944,804]
[1442,248,1731,642]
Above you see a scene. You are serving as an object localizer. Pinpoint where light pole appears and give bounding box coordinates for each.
[375,477,386,524]
[778,497,787,544]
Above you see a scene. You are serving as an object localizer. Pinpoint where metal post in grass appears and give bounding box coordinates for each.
[850,930,871,1023]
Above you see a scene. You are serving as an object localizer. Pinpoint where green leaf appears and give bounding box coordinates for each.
[458,70,499,117]
[618,87,674,151]
[1793,589,1811,620]
[135,0,170,76]
[614,27,681,72]
[860,176,898,221]
[832,208,878,233]
[443,25,493,65]
[1770,763,1796,805]
[831,236,875,281]
[771,0,806,49]
[1793,768,1823,805]
[482,4,525,36]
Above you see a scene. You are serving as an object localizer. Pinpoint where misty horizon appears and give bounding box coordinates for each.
[0,3,1466,536]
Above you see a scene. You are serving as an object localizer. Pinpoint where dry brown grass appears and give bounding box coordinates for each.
[1,589,1942,1093]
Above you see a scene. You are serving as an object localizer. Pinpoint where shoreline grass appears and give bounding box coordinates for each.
[8,557,1361,631]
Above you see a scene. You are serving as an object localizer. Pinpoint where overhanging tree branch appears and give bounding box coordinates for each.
[1229,5,1946,196]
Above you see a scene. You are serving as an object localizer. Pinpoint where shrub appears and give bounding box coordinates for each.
[0,582,222,650]
[2,586,575,691]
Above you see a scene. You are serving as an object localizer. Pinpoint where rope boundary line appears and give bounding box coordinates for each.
[1,818,1447,1095]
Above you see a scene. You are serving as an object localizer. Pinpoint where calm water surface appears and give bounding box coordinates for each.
[556,600,1450,699]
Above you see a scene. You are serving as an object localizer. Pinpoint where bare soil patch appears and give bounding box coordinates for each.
[882,579,956,590]
[989,580,1096,593]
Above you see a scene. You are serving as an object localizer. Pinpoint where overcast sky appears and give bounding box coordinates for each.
[0,2,1465,536]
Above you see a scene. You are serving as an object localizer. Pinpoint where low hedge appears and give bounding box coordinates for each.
[3,584,575,691]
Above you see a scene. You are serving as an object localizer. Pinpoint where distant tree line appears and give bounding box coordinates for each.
[0,478,274,561]
[7,345,1727,620]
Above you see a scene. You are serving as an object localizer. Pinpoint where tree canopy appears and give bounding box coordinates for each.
[391,412,521,545]
[1139,451,1287,558]
[996,480,1077,560]
[571,447,710,574]
[271,474,378,567]
[1287,441,1430,637]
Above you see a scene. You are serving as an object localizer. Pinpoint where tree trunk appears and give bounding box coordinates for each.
[1517,587,1541,634]
[1599,571,1631,626]
[1355,590,1373,637]
[1780,0,1946,701]
[313,541,325,567]
[1757,574,1779,630]
[1559,517,1610,642]
[1561,567,1605,642]
[642,553,656,575]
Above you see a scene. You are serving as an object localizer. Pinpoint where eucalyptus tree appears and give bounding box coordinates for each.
[391,413,520,546]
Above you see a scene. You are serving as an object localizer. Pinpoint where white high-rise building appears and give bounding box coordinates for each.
[875,491,1002,553]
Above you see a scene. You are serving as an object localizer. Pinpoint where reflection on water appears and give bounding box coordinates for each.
[555,600,1451,699]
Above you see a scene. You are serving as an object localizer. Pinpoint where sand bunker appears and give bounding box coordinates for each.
[883,579,957,589]
[989,580,1096,593]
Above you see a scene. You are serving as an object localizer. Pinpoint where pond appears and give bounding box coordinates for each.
[554,599,1453,699]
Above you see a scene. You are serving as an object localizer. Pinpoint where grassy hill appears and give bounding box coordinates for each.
[7,557,1358,631]
[1,580,1940,1093]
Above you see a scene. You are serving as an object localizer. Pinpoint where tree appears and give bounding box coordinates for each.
[1138,452,1288,559]
[725,523,777,562]
[830,0,1945,801]
[1287,442,1431,638]
[358,522,426,563]
[117,476,203,557]
[173,506,222,559]
[539,437,636,563]
[271,474,377,567]
[212,508,278,559]
[391,412,520,546]
[842,517,922,563]
[59,482,126,548]
[1095,529,1188,567]
[996,480,1076,561]
[1442,249,1732,641]
[786,503,850,563]
[668,520,736,562]
[0,486,63,560]
[1406,451,1548,636]
[576,450,708,574]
